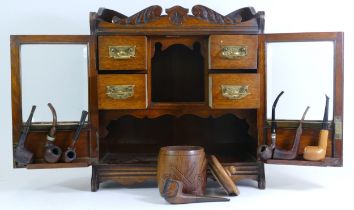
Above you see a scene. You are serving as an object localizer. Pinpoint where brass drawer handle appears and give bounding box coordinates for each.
[221,85,249,99]
[221,46,247,59]
[106,85,135,99]
[109,46,136,59]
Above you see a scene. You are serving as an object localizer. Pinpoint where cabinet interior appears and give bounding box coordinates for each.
[99,113,258,164]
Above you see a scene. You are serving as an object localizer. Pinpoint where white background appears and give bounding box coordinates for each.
[0,0,353,210]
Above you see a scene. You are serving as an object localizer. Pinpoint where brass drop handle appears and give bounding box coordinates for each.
[106,85,135,99]
[221,46,247,59]
[109,46,136,59]
[221,85,249,100]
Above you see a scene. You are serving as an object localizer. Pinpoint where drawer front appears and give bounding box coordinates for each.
[98,74,147,109]
[209,74,260,109]
[98,36,147,70]
[209,35,258,69]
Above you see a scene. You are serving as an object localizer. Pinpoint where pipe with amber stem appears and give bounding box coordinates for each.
[303,95,330,161]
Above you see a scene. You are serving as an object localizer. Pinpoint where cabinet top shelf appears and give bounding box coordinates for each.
[91,5,264,35]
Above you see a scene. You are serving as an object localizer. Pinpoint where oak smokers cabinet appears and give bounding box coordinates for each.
[11,5,344,192]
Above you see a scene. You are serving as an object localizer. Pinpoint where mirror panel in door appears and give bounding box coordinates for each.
[11,35,96,169]
[266,41,333,120]
[262,32,343,167]
[21,44,89,122]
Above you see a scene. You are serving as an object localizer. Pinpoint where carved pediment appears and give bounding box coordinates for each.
[97,5,261,25]
[93,5,264,34]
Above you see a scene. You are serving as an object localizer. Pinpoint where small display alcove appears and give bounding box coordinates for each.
[151,39,205,103]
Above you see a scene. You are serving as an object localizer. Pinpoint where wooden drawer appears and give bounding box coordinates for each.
[209,35,258,69]
[98,74,147,109]
[209,74,260,109]
[98,36,147,70]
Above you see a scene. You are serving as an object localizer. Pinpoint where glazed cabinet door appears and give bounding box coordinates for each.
[259,32,343,166]
[11,35,98,169]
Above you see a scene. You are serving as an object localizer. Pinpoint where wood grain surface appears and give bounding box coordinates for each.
[209,35,258,69]
[98,35,147,70]
[98,74,147,109]
[209,73,260,109]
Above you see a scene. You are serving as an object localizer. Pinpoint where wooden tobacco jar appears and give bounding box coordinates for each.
[157,146,207,196]
[10,5,344,193]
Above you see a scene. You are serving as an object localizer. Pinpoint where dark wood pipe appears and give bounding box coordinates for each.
[14,105,36,165]
[63,110,88,163]
[258,91,284,160]
[273,106,310,160]
[162,178,229,204]
[44,103,62,163]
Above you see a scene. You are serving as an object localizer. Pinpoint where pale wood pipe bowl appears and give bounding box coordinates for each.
[303,130,328,161]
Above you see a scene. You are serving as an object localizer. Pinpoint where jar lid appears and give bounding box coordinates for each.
[208,155,240,196]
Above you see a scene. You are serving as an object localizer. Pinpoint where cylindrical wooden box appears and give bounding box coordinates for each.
[157,146,207,196]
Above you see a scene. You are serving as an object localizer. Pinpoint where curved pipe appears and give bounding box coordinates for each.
[273,106,310,160]
[258,91,284,160]
[162,178,229,204]
[44,103,62,163]
[63,110,88,163]
[303,95,330,161]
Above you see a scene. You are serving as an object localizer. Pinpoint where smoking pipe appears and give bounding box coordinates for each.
[14,105,36,165]
[258,91,284,161]
[273,106,310,160]
[162,178,229,204]
[63,110,88,163]
[44,103,62,163]
[303,95,330,161]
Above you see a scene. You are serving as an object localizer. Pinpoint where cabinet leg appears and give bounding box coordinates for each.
[257,161,266,189]
[91,166,99,192]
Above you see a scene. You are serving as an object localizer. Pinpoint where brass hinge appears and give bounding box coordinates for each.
[334,116,343,139]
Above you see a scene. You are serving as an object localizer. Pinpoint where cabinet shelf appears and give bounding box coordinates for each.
[26,158,90,169]
[265,157,341,167]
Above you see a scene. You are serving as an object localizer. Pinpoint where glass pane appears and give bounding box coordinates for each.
[266,41,333,120]
[21,44,88,122]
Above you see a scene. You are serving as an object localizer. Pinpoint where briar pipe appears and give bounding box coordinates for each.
[14,105,36,165]
[63,110,88,163]
[44,103,62,163]
[258,91,284,160]
[303,95,330,161]
[273,106,310,160]
[162,178,229,204]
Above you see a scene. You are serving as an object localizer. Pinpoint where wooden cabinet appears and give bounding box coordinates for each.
[10,5,343,192]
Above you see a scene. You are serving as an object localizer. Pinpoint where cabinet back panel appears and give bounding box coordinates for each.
[99,114,257,163]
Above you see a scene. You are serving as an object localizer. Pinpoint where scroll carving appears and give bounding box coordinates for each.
[97,7,127,23]
[112,5,162,24]
[95,5,263,32]
[165,6,189,25]
[192,5,258,24]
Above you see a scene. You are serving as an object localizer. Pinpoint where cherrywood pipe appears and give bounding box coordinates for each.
[44,103,62,163]
[162,178,229,204]
[14,105,36,165]
[258,91,284,160]
[303,95,330,161]
[63,110,88,163]
[273,106,310,160]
